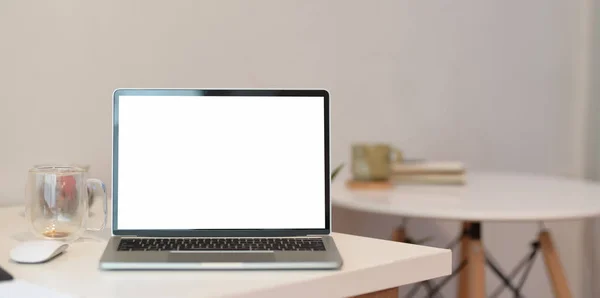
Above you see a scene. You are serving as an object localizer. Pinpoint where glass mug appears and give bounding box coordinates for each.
[25,165,108,241]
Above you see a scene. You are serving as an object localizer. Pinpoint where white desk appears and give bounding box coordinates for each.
[332,171,600,298]
[0,205,450,298]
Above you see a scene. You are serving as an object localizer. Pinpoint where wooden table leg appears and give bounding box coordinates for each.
[539,230,572,298]
[353,288,398,298]
[391,225,406,242]
[458,222,472,298]
[388,225,405,296]
[464,222,485,298]
[354,288,398,298]
[469,238,486,298]
[352,287,399,298]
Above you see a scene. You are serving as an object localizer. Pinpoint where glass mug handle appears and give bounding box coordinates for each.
[86,178,108,231]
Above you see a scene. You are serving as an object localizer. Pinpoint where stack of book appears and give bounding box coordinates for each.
[391,161,466,185]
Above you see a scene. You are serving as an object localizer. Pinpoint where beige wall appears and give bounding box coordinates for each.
[0,0,590,297]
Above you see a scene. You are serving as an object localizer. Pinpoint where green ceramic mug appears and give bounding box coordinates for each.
[351,144,403,181]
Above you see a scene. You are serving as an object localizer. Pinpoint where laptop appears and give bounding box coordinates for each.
[99,89,343,270]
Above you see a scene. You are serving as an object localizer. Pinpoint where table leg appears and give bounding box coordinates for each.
[468,222,485,298]
[352,287,399,298]
[458,222,472,298]
[539,230,572,298]
[389,225,406,296]
[392,226,406,242]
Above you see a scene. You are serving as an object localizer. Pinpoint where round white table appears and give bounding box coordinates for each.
[332,171,600,298]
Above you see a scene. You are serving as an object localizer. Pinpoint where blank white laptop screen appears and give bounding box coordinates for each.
[116,95,326,230]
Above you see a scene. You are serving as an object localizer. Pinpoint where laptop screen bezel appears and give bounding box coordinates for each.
[111,89,331,237]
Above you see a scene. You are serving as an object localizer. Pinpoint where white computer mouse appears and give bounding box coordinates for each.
[9,240,69,264]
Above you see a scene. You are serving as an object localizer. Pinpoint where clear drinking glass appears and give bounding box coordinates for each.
[25,165,108,241]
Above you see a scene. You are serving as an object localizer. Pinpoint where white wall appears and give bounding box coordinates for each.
[584,0,600,296]
[0,0,589,297]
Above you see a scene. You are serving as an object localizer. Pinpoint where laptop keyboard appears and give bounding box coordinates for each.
[117,238,326,252]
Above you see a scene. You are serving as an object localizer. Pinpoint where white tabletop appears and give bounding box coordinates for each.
[0,205,450,298]
[332,172,600,221]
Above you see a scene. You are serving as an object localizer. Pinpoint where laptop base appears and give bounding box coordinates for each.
[99,235,343,270]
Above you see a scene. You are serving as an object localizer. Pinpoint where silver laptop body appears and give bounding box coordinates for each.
[99,89,342,270]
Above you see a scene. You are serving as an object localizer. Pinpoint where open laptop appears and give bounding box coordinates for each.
[99,89,343,270]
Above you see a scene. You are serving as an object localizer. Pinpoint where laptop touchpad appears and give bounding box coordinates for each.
[168,252,275,263]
